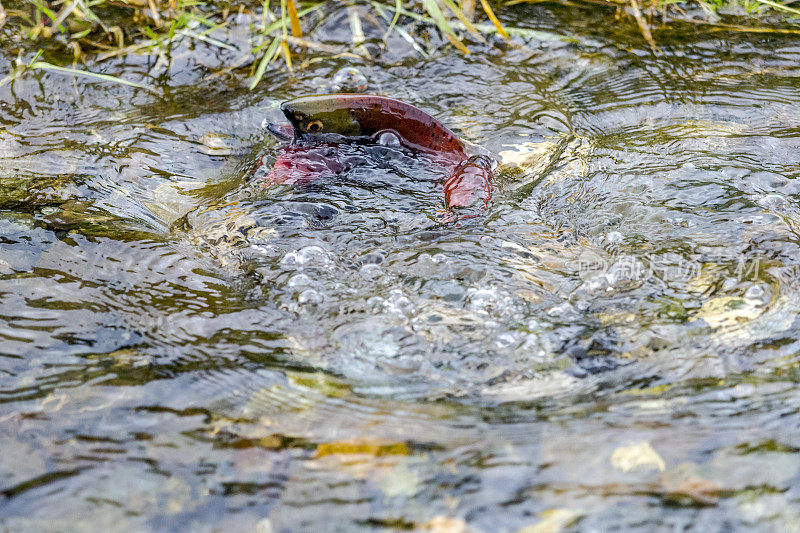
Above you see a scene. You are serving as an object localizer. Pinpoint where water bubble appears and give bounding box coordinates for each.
[298,289,323,305]
[417,253,432,264]
[199,133,232,156]
[281,245,331,267]
[288,273,312,288]
[362,334,400,359]
[604,231,624,244]
[517,332,542,354]
[360,263,383,281]
[377,131,401,147]
[494,333,517,350]
[744,283,768,304]
[467,288,514,317]
[382,289,416,318]
[756,193,791,212]
[574,299,591,311]
[361,252,384,265]
[331,67,368,92]
[367,296,386,312]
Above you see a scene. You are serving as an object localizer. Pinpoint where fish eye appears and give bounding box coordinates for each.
[306,120,324,133]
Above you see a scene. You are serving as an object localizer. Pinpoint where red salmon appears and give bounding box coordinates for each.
[264,94,493,213]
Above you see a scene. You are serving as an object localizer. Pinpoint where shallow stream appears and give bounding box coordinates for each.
[2,3,800,530]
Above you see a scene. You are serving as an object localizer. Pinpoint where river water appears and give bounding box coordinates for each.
[2,3,800,531]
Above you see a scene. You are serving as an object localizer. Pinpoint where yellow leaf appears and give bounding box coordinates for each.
[611,441,666,473]
[281,39,293,70]
[313,438,409,458]
[480,0,509,39]
[286,0,302,37]
[441,0,482,38]
[419,516,470,533]
[445,33,470,54]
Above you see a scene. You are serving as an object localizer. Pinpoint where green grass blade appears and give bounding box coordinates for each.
[0,71,19,88]
[71,28,92,39]
[31,0,59,23]
[753,0,800,14]
[382,0,403,40]
[421,0,470,53]
[29,61,151,90]
[440,0,482,37]
[28,49,45,65]
[421,0,456,35]
[75,0,103,27]
[374,3,429,56]
[51,1,81,33]
[179,29,236,50]
[249,34,281,90]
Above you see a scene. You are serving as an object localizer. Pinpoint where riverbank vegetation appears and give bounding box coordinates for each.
[1,0,799,89]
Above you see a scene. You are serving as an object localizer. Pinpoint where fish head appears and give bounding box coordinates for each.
[281,95,363,141]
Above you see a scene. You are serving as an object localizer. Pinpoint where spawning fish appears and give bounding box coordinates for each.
[263,94,493,213]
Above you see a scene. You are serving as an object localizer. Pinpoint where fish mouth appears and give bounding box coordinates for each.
[266,122,294,142]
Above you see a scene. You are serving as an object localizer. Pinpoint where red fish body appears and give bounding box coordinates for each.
[263,94,493,213]
[442,156,494,209]
[265,144,344,186]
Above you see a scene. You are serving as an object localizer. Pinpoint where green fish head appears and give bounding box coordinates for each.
[280,95,363,141]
